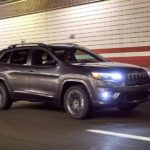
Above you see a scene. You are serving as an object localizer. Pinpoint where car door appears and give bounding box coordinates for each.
[4,48,31,98]
[27,48,60,100]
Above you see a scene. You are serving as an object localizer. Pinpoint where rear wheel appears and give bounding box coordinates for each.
[117,104,137,111]
[64,85,92,119]
[0,83,12,110]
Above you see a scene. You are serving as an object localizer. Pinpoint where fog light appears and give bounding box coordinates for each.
[100,91,111,101]
[99,90,120,101]
[102,92,110,98]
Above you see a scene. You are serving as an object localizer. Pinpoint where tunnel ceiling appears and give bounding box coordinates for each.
[0,0,101,19]
[0,0,19,5]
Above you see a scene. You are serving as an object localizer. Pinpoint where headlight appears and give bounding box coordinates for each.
[92,72,123,80]
[91,72,123,86]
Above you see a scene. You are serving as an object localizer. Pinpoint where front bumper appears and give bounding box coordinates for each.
[92,83,150,108]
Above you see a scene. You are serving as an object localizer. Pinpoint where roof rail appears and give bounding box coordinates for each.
[50,43,80,47]
[8,43,47,49]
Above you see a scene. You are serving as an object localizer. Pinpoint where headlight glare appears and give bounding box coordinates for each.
[92,72,123,86]
[92,72,122,80]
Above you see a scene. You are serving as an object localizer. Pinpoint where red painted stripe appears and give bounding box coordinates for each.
[107,56,150,67]
[92,46,150,54]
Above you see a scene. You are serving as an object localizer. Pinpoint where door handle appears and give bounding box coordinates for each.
[30,70,35,72]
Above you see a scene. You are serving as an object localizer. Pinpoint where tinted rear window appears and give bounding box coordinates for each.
[10,50,29,65]
[0,51,11,63]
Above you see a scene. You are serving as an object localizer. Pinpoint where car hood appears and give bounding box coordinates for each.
[71,62,146,72]
[72,62,141,68]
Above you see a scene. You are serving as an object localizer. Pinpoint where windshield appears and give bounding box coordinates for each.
[52,47,107,64]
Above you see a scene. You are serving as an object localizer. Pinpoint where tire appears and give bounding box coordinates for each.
[117,104,137,112]
[64,85,92,119]
[0,83,12,110]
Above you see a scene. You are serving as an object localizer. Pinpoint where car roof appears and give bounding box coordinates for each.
[48,43,81,50]
[7,43,79,49]
[0,43,81,55]
[49,43,78,47]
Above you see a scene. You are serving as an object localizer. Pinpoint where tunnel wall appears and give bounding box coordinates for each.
[0,0,150,66]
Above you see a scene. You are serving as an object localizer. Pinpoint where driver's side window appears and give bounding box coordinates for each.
[75,49,98,63]
[32,50,54,66]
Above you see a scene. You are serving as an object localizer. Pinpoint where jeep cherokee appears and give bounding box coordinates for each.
[0,43,150,119]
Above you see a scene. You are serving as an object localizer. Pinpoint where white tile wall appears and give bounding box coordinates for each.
[0,0,150,51]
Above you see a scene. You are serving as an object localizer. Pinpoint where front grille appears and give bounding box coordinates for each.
[125,71,150,86]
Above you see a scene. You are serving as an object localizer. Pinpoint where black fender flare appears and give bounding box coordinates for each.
[59,79,94,104]
[0,77,11,95]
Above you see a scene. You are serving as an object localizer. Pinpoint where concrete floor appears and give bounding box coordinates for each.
[0,101,150,150]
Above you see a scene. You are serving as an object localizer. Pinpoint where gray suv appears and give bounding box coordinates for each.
[0,43,150,119]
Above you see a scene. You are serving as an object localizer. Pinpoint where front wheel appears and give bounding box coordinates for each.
[0,83,12,110]
[64,85,92,119]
